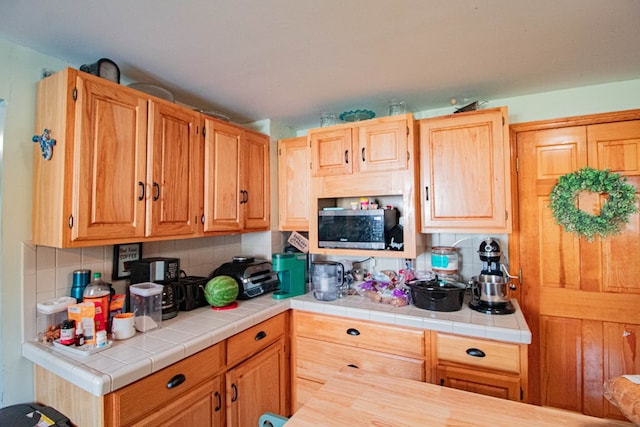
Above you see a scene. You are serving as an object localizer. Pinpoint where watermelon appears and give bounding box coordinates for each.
[204,275,239,307]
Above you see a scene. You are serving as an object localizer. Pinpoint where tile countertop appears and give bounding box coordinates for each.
[22,292,531,397]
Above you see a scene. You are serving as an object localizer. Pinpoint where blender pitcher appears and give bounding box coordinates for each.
[312,261,344,301]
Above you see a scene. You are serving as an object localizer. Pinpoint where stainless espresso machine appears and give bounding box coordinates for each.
[469,239,515,314]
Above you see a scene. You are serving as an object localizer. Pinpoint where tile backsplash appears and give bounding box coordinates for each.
[22,232,284,343]
[22,231,508,342]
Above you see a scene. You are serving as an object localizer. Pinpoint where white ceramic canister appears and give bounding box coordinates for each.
[431,246,459,274]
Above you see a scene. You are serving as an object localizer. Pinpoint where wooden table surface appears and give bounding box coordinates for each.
[285,369,632,426]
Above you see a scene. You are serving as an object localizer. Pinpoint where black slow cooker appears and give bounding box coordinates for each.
[408,278,468,312]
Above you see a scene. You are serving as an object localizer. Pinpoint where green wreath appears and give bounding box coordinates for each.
[549,167,638,241]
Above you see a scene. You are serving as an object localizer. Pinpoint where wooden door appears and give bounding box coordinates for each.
[73,75,147,242]
[203,118,243,232]
[310,127,352,177]
[278,136,310,231]
[226,341,286,427]
[420,107,511,232]
[514,112,640,419]
[356,117,408,173]
[243,130,270,230]
[146,100,200,237]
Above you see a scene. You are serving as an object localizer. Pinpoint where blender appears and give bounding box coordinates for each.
[311,261,344,301]
[469,238,515,314]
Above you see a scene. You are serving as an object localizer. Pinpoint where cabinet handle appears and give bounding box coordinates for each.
[214,391,222,411]
[425,186,429,201]
[255,330,267,341]
[244,190,249,204]
[466,348,486,358]
[153,182,160,201]
[346,328,360,336]
[137,181,145,201]
[201,215,205,224]
[361,147,366,162]
[166,373,186,389]
[344,149,349,164]
[440,378,445,386]
[231,383,238,402]
[347,364,359,369]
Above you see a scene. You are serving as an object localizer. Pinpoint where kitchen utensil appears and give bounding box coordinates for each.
[409,278,467,312]
[312,261,345,301]
[469,239,515,314]
[127,83,174,101]
[339,109,375,122]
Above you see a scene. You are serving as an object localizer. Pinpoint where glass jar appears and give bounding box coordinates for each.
[431,246,459,274]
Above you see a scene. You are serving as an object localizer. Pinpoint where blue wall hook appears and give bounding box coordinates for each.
[33,128,56,160]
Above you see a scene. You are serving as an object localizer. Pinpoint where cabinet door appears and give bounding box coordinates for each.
[437,364,521,401]
[203,118,243,232]
[243,130,270,230]
[278,136,310,231]
[420,107,511,232]
[357,118,408,173]
[73,74,148,241]
[146,100,201,237]
[310,127,352,177]
[226,341,286,427]
[129,376,224,427]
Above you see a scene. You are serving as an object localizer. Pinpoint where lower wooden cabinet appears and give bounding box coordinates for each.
[226,341,287,427]
[129,376,224,427]
[104,342,226,426]
[433,333,527,402]
[292,311,427,410]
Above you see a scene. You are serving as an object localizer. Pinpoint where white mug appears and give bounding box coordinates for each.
[111,313,136,340]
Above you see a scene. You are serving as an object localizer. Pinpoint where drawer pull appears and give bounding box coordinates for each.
[466,348,486,358]
[255,330,267,341]
[214,391,222,411]
[346,328,360,336]
[166,373,186,389]
[231,383,238,402]
[347,364,359,369]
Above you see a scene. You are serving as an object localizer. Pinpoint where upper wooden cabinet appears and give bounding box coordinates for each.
[145,99,201,238]
[33,68,269,248]
[33,68,201,247]
[310,115,410,177]
[307,114,423,259]
[202,118,270,233]
[278,136,310,231]
[419,107,512,233]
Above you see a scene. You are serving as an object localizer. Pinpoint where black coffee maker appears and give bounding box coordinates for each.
[469,239,515,315]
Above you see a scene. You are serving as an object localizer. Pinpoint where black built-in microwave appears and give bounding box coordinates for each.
[318,208,401,250]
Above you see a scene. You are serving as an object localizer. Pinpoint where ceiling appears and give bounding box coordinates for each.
[2,0,639,131]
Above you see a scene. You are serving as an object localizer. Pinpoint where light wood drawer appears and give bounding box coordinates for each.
[296,336,425,383]
[294,311,424,358]
[436,333,520,374]
[227,312,286,367]
[105,342,224,426]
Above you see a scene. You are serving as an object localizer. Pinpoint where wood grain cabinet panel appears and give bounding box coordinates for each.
[292,311,427,410]
[419,107,512,233]
[434,332,527,402]
[33,68,149,247]
[513,110,640,420]
[202,119,270,233]
[278,136,310,231]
